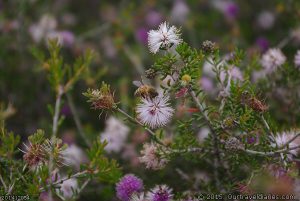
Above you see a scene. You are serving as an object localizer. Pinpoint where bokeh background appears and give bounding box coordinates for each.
[1,0,300,200]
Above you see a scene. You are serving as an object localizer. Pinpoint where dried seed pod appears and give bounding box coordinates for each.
[145,68,157,79]
[201,40,216,54]
[225,137,245,151]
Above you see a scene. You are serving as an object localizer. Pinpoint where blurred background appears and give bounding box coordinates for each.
[1,0,300,200]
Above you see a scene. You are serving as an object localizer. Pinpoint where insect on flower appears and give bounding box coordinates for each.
[241,91,268,113]
[133,80,158,99]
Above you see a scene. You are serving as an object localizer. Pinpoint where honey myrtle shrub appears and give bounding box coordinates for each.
[84,22,300,200]
[1,20,300,201]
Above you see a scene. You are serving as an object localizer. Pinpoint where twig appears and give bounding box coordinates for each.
[243,145,300,156]
[48,86,64,201]
[66,92,92,147]
[0,174,7,191]
[260,115,286,166]
[40,170,89,192]
[188,88,221,190]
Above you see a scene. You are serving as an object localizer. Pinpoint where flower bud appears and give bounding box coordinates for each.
[181,74,191,86]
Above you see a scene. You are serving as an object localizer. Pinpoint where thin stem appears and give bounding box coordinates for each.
[116,108,164,145]
[260,115,286,165]
[48,86,64,201]
[188,88,221,190]
[0,174,7,191]
[66,92,92,147]
[40,170,89,192]
[243,145,300,156]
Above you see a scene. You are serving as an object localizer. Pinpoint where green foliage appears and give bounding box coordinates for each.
[86,139,122,183]
[0,129,20,158]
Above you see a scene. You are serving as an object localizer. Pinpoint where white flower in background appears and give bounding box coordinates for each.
[130,192,148,201]
[197,127,210,143]
[146,185,173,201]
[148,21,182,54]
[294,50,300,67]
[171,0,190,24]
[261,48,286,73]
[63,144,87,170]
[100,116,129,153]
[29,14,57,43]
[257,11,275,30]
[136,95,174,129]
[139,143,169,170]
[274,131,300,156]
[57,178,78,199]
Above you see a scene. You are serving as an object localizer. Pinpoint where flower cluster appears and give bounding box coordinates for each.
[116,174,173,201]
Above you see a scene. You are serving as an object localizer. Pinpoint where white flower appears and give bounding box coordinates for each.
[131,192,148,201]
[257,11,275,30]
[29,14,57,43]
[136,96,174,129]
[146,185,173,201]
[148,21,182,54]
[139,143,168,170]
[100,116,129,153]
[63,144,87,170]
[57,178,78,199]
[261,48,286,73]
[274,131,300,156]
[171,0,190,24]
[294,50,300,67]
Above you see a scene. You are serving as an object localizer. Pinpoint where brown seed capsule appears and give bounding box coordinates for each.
[224,137,245,151]
[201,40,216,54]
[145,68,157,79]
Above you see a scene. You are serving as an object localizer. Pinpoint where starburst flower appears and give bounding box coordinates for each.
[274,131,300,156]
[146,185,173,201]
[22,142,47,168]
[139,143,169,170]
[294,50,300,67]
[130,192,149,201]
[148,22,182,54]
[116,174,144,201]
[261,48,286,73]
[136,96,174,129]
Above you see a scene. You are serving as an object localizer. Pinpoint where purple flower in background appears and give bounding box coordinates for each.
[225,2,239,19]
[146,10,163,27]
[61,104,72,117]
[256,37,269,52]
[200,76,214,92]
[135,27,148,45]
[59,30,75,47]
[116,174,144,201]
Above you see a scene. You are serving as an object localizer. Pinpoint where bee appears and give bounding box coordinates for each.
[133,80,158,99]
[241,91,268,112]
